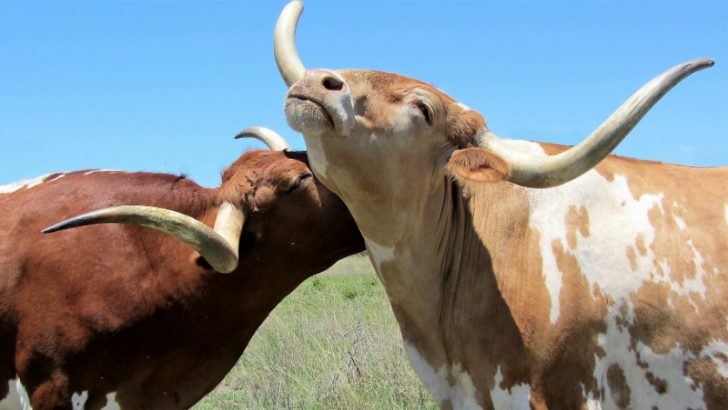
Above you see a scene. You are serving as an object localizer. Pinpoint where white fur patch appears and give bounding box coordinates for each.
[0,174,55,194]
[363,236,395,276]
[525,138,665,323]
[0,172,72,195]
[490,367,531,410]
[0,382,121,410]
[581,384,602,410]
[457,102,472,112]
[101,392,121,410]
[488,138,548,157]
[673,240,708,302]
[673,214,686,231]
[0,170,119,195]
[83,170,119,176]
[700,340,728,378]
[71,391,88,410]
[0,379,31,410]
[403,342,482,410]
[583,399,602,410]
[302,135,329,179]
[593,313,707,409]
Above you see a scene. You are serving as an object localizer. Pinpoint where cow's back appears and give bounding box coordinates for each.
[510,143,728,408]
[0,170,211,408]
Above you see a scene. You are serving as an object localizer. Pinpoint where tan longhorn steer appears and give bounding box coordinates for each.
[273,2,726,409]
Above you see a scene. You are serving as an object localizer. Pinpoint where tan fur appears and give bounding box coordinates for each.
[448,148,510,183]
[286,67,727,409]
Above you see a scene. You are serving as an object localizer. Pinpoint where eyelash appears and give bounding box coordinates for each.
[414,101,433,126]
[287,173,312,193]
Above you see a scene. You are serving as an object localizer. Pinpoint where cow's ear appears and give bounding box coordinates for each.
[447,147,510,183]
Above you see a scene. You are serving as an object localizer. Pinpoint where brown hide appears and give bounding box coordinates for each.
[0,150,364,409]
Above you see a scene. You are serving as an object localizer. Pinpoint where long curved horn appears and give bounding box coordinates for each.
[274,0,305,86]
[42,203,244,274]
[479,58,715,188]
[234,126,291,151]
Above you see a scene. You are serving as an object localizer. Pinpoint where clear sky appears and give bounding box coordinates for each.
[1,0,726,188]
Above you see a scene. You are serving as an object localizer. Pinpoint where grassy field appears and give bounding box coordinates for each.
[194,254,437,409]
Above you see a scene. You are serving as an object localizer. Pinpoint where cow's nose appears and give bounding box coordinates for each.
[297,69,355,134]
[305,69,348,93]
[322,75,344,91]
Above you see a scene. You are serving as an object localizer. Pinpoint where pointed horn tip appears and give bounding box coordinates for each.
[41,217,89,233]
[693,57,714,67]
[233,127,260,140]
[286,0,304,11]
[217,263,238,274]
[41,225,58,234]
[41,221,71,234]
[683,57,715,72]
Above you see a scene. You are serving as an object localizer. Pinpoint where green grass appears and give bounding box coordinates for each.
[194,254,437,410]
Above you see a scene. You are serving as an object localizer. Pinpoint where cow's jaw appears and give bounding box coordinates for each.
[285,95,335,133]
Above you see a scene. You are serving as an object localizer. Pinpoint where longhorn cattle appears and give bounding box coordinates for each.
[273,2,726,409]
[0,128,364,409]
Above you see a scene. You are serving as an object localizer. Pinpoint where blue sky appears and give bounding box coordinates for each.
[1,0,726,188]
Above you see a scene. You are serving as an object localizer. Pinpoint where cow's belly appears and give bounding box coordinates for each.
[403,342,493,410]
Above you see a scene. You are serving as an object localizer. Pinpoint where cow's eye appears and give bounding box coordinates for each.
[414,101,433,126]
[288,173,312,194]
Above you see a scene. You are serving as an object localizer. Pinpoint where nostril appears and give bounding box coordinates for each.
[322,76,344,91]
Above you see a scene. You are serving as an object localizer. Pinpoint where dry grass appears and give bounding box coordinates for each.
[194,254,437,409]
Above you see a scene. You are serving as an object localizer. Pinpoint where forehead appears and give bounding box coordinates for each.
[338,69,487,147]
[225,151,308,183]
[339,69,458,104]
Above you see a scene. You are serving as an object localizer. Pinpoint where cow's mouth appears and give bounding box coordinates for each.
[285,94,334,131]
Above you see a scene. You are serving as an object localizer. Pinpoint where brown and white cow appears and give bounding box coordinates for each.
[0,128,364,409]
[273,2,727,409]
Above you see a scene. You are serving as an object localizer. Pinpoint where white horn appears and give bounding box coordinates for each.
[274,1,306,86]
[42,203,244,274]
[480,58,715,188]
[235,126,291,151]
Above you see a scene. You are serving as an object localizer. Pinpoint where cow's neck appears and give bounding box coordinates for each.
[148,223,296,340]
[353,174,531,407]
[114,206,266,346]
[101,215,302,407]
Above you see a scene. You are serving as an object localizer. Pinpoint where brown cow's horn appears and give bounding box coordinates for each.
[234,126,291,151]
[42,203,244,274]
[479,58,715,188]
[275,0,306,86]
